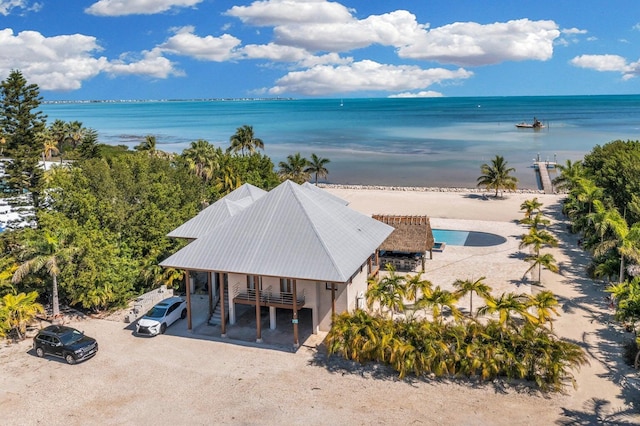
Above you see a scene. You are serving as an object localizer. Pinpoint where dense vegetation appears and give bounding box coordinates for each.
[553,140,640,366]
[0,71,329,338]
[327,201,585,391]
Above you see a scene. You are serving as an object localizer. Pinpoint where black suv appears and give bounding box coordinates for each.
[33,325,98,364]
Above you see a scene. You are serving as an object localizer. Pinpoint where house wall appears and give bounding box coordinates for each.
[224,261,371,332]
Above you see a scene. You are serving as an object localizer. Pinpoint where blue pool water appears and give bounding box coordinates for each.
[432,229,470,246]
[432,229,507,247]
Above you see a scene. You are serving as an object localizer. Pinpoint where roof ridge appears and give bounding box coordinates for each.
[291,182,348,282]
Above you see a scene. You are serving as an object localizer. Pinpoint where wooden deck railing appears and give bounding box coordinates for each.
[233,284,305,309]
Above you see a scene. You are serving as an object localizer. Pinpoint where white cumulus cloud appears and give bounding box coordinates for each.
[0,29,181,91]
[267,60,472,95]
[398,19,560,66]
[273,10,426,52]
[0,0,40,16]
[105,48,183,78]
[158,27,242,61]
[226,0,353,26]
[571,54,640,80]
[85,0,202,16]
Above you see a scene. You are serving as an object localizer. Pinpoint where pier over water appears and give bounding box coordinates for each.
[533,161,556,194]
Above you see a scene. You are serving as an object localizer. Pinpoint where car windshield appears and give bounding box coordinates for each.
[59,329,84,345]
[146,306,167,318]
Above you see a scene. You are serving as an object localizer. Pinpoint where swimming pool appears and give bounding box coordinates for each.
[432,229,506,247]
[432,229,469,246]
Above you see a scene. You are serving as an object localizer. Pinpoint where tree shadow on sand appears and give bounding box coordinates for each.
[556,398,639,425]
[548,198,640,417]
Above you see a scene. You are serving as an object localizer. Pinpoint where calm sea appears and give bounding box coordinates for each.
[39,96,640,189]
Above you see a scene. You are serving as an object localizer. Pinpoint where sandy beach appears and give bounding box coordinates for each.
[1,188,638,425]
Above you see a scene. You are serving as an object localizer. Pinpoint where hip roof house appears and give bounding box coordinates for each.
[160,180,393,348]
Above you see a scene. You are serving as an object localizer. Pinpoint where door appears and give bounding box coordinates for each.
[50,336,64,357]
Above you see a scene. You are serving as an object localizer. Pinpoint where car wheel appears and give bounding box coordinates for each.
[65,353,76,365]
[35,347,45,358]
[160,323,167,334]
[180,308,187,319]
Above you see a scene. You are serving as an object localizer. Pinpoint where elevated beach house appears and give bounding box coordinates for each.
[160,181,393,347]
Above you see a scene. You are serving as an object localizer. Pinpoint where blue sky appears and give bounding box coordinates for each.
[1,0,639,100]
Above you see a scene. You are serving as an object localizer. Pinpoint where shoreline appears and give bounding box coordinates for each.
[319,182,552,194]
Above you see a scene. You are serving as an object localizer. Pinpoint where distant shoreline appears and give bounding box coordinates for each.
[319,183,551,195]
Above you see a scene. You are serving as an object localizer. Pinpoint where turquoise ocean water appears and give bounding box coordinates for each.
[39,95,640,188]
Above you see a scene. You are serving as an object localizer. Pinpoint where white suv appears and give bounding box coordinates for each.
[135,297,187,336]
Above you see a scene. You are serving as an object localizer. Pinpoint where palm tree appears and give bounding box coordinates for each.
[278,153,310,184]
[519,212,550,229]
[520,198,543,219]
[37,129,59,162]
[592,205,640,283]
[520,227,559,283]
[415,286,461,323]
[573,177,603,215]
[65,120,85,150]
[182,139,219,181]
[305,153,330,185]
[520,227,558,256]
[404,272,433,302]
[477,292,536,328]
[228,125,264,156]
[452,276,491,317]
[0,291,44,340]
[552,159,583,192]
[11,229,78,319]
[523,252,559,284]
[527,290,560,329]
[476,155,518,197]
[366,264,406,317]
[135,135,157,154]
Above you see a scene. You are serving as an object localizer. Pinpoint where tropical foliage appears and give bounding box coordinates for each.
[0,72,334,331]
[555,140,640,365]
[476,155,518,197]
[0,291,44,340]
[330,270,586,390]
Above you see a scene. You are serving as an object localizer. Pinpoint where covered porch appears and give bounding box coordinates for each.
[182,269,345,350]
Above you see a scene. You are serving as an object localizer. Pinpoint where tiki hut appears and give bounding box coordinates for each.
[372,215,435,272]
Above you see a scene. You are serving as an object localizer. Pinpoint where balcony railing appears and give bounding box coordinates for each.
[233,284,305,309]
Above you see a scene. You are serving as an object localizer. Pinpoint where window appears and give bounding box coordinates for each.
[167,303,178,315]
[280,278,293,293]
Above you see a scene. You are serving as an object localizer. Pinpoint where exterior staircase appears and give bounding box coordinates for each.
[208,285,229,325]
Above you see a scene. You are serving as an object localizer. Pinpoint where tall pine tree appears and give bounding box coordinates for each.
[1,70,47,207]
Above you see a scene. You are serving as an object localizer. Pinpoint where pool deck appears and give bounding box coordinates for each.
[421,218,529,314]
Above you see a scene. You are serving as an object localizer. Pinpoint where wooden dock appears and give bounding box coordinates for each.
[533,161,556,194]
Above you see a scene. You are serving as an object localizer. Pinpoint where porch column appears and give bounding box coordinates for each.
[255,280,262,343]
[292,279,299,348]
[185,270,192,331]
[208,272,213,316]
[269,307,276,330]
[331,283,336,318]
[219,272,226,337]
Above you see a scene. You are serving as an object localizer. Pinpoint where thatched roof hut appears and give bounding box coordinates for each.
[372,215,434,253]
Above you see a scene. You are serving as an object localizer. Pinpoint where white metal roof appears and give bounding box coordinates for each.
[160,180,393,283]
[166,183,266,239]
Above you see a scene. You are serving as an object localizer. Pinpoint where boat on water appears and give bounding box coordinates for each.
[516,117,544,129]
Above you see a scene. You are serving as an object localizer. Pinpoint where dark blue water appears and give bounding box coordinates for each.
[39,95,640,188]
